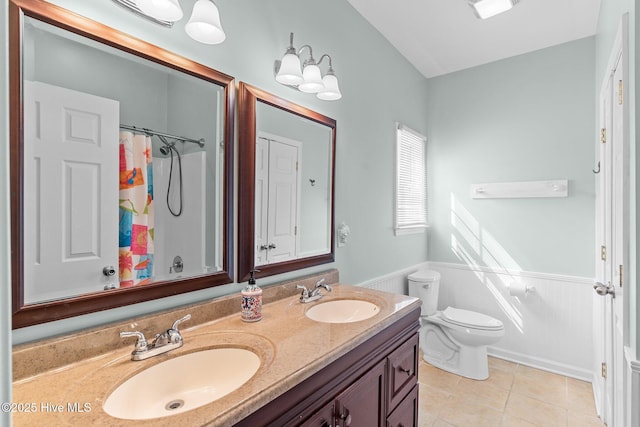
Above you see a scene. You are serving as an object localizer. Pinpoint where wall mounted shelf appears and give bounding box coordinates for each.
[470,180,568,199]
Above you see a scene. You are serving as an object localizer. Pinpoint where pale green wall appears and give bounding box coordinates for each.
[5,0,430,344]
[426,37,595,277]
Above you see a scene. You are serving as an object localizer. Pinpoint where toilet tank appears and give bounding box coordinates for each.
[408,270,441,316]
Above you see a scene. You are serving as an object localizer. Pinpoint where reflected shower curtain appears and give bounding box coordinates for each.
[118,131,154,287]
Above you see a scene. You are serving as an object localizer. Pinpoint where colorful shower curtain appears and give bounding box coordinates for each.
[119,131,154,287]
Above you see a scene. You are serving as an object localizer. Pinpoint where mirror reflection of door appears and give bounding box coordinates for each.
[255,133,302,266]
[23,81,120,303]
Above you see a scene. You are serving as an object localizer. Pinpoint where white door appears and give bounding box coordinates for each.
[23,81,119,303]
[254,134,301,265]
[267,138,300,263]
[593,17,628,426]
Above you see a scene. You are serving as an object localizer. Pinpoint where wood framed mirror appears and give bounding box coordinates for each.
[237,82,336,282]
[10,0,235,328]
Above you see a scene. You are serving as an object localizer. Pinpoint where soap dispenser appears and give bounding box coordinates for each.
[241,270,262,322]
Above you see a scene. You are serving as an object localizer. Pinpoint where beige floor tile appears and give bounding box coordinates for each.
[419,382,453,419]
[489,356,518,374]
[418,409,437,427]
[504,393,567,426]
[567,411,604,427]
[567,378,598,416]
[500,414,539,426]
[486,365,516,390]
[455,377,510,411]
[418,358,598,427]
[438,395,503,427]
[419,362,462,394]
[511,367,568,407]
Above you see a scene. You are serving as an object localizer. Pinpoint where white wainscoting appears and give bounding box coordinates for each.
[626,347,640,426]
[357,261,594,381]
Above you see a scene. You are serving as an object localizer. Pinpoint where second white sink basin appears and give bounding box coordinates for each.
[305,299,380,323]
[103,348,260,420]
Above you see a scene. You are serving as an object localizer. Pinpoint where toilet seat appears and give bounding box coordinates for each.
[440,307,503,331]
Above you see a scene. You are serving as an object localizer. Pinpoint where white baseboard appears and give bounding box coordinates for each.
[488,347,592,381]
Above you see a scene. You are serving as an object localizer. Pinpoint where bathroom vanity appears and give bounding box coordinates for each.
[12,272,421,426]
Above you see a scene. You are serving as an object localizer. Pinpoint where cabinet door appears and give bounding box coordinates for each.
[300,401,334,427]
[387,333,419,412]
[334,361,385,427]
[386,384,418,427]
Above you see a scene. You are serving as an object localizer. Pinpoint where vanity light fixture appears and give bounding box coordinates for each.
[136,0,183,22]
[275,33,342,101]
[185,0,226,44]
[112,0,226,44]
[468,0,519,19]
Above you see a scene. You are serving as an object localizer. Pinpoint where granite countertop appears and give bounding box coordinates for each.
[12,281,419,426]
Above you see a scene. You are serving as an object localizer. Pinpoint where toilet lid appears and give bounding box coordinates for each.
[441,307,503,330]
[408,270,441,282]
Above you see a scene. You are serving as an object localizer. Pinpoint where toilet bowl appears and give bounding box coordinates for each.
[408,270,505,380]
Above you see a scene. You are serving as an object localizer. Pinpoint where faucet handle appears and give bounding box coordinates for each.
[171,314,191,331]
[120,331,148,352]
[296,284,310,297]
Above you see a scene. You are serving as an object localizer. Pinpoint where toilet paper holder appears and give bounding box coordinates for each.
[508,282,536,297]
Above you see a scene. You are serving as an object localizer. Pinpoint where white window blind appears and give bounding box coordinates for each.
[395,123,427,235]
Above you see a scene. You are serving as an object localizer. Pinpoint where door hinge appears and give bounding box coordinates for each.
[618,80,623,105]
[601,362,607,379]
[601,245,607,261]
[619,264,623,287]
[601,128,606,144]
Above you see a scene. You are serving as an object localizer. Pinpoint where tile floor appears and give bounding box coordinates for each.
[418,356,604,427]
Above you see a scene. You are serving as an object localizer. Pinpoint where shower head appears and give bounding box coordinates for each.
[159,145,171,155]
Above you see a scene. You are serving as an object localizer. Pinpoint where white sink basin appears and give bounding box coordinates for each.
[104,348,260,420]
[305,299,380,323]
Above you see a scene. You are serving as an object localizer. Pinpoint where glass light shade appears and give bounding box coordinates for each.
[276,53,303,85]
[298,64,324,93]
[185,0,226,44]
[317,74,342,100]
[136,0,183,22]
[471,0,514,19]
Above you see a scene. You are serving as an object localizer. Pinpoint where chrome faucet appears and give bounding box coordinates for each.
[120,314,191,361]
[297,278,332,303]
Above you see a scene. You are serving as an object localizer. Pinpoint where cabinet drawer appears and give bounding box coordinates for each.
[386,384,418,427]
[387,333,419,411]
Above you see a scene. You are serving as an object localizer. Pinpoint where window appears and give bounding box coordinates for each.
[395,123,427,235]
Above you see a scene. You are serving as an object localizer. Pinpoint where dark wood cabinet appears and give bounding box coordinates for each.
[235,307,420,427]
[387,333,419,412]
[334,360,385,426]
[387,384,418,427]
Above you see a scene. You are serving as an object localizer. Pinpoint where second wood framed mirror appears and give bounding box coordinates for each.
[238,82,336,282]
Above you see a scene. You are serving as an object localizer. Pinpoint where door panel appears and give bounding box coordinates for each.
[23,81,119,303]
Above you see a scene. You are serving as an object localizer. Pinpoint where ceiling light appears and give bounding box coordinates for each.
[468,0,518,19]
[274,33,342,101]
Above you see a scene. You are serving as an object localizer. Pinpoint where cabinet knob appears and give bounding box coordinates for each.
[339,410,351,426]
[398,365,412,376]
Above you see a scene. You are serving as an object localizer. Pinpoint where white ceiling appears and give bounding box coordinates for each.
[346,0,602,78]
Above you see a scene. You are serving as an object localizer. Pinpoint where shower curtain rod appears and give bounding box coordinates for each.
[120,124,205,147]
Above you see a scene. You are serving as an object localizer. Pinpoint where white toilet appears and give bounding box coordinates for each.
[408,269,504,380]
